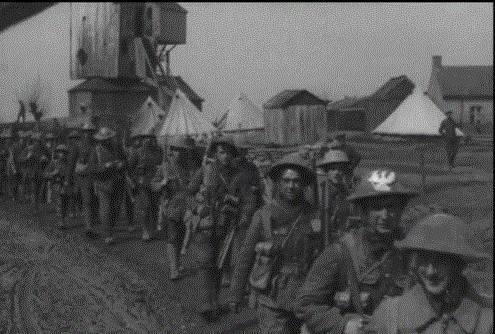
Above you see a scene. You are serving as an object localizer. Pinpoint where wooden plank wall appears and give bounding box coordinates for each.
[70,3,121,79]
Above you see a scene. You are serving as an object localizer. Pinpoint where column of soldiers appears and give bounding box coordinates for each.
[0,123,491,332]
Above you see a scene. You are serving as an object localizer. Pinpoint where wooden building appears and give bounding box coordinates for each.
[263,90,327,145]
[327,75,415,132]
[427,55,493,136]
[70,2,187,79]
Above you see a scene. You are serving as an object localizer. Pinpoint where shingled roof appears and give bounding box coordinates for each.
[437,66,493,100]
[263,89,326,109]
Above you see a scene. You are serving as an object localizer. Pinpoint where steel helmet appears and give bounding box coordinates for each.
[210,138,239,157]
[395,213,489,262]
[347,168,418,202]
[316,149,350,168]
[265,152,316,186]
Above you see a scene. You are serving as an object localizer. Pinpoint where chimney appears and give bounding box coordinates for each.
[432,55,442,69]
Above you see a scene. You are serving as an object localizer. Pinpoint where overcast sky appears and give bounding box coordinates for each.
[171,2,493,121]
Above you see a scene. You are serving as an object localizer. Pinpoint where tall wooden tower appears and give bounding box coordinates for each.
[69,2,187,140]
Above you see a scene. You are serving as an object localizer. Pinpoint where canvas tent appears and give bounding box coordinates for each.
[224,92,264,132]
[130,96,168,136]
[373,89,464,136]
[156,89,215,144]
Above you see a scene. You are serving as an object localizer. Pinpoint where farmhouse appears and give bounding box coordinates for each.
[426,55,493,136]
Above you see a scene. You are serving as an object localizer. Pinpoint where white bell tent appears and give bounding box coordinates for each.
[224,92,264,132]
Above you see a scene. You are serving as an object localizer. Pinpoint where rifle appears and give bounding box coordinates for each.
[216,212,236,270]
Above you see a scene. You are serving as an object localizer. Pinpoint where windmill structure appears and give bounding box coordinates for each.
[69,3,187,141]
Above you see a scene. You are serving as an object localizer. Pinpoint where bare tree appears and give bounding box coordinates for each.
[22,73,53,124]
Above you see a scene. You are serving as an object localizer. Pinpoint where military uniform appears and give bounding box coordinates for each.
[227,153,319,334]
[439,112,460,169]
[86,127,127,243]
[366,214,493,334]
[294,169,418,334]
[73,122,99,238]
[128,133,163,240]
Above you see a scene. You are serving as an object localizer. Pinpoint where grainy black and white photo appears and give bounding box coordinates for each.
[0,2,492,333]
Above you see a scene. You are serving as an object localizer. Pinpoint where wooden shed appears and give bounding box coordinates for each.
[67,77,165,142]
[263,90,327,145]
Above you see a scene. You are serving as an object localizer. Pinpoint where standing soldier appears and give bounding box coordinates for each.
[128,127,164,241]
[227,152,320,333]
[42,131,60,206]
[17,132,34,202]
[74,120,100,239]
[66,128,83,217]
[86,127,127,244]
[6,129,19,199]
[366,213,493,334]
[439,110,461,171]
[30,132,51,210]
[123,134,142,232]
[317,149,361,246]
[294,169,418,334]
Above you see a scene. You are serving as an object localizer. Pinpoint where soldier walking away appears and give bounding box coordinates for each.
[128,126,164,241]
[366,213,493,334]
[294,168,418,334]
[73,120,100,239]
[439,110,461,171]
[316,149,361,246]
[87,127,127,244]
[227,152,321,334]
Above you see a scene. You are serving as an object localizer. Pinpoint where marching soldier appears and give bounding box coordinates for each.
[152,136,201,280]
[86,127,127,244]
[42,131,61,206]
[123,135,142,231]
[327,131,362,175]
[128,127,164,241]
[316,149,361,245]
[183,138,247,322]
[227,152,320,333]
[0,129,11,197]
[366,213,493,334]
[43,142,71,229]
[294,169,418,334]
[29,132,51,210]
[73,120,100,239]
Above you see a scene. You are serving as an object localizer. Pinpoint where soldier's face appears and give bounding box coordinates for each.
[416,251,455,295]
[366,196,404,236]
[216,146,233,166]
[322,163,348,183]
[278,169,303,202]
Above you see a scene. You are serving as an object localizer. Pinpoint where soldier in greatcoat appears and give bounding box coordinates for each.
[366,213,493,334]
[227,152,321,333]
[29,132,51,209]
[86,127,127,244]
[294,169,418,334]
[66,128,84,217]
[128,128,164,241]
[439,110,461,171]
[73,120,100,239]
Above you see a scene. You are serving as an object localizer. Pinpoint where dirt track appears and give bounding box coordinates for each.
[0,140,492,333]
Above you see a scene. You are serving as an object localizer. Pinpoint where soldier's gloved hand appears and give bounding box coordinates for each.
[344,317,367,334]
[228,302,240,314]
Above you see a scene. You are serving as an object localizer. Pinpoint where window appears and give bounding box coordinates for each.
[469,105,482,124]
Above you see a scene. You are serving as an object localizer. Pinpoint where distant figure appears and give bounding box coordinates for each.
[439,110,461,170]
[17,100,26,123]
[29,101,43,123]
